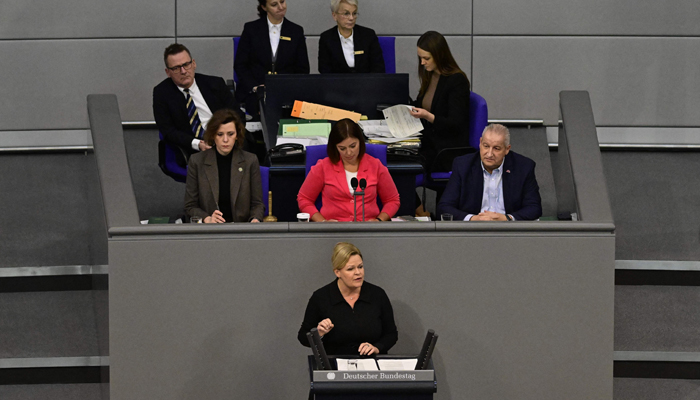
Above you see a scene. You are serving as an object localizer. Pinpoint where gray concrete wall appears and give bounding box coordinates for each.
[109,230,615,400]
[3,0,699,147]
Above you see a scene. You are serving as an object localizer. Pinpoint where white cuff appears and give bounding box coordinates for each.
[465,214,474,221]
[191,139,201,151]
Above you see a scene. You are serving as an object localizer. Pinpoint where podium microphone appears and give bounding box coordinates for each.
[359,178,367,222]
[350,177,359,221]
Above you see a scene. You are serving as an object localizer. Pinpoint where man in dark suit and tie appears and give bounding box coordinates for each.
[437,124,542,221]
[153,43,244,167]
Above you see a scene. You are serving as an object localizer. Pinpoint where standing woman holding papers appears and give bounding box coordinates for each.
[298,242,398,355]
[297,119,400,222]
[318,0,385,74]
[184,109,264,223]
[409,31,471,174]
[234,0,310,117]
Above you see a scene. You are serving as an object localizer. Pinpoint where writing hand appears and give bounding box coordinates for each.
[205,210,226,223]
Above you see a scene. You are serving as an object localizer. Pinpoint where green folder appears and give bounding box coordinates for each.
[277,119,331,137]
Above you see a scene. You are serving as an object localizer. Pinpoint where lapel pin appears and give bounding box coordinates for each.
[238,167,243,172]
[506,170,511,173]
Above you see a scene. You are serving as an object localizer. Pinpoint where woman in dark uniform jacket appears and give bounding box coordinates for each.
[184,109,264,223]
[298,242,397,356]
[318,0,385,73]
[234,0,310,116]
[409,31,471,174]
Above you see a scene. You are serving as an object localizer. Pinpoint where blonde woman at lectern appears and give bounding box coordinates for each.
[298,242,397,355]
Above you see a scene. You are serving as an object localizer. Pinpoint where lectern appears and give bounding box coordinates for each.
[307,355,437,400]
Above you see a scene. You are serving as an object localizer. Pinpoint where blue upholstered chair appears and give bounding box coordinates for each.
[158,132,188,183]
[377,37,396,74]
[305,143,387,210]
[233,37,240,85]
[416,91,488,208]
[260,165,270,216]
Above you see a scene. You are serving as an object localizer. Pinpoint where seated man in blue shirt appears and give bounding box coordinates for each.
[437,124,542,221]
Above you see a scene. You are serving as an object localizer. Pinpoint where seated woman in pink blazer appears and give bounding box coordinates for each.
[297,119,400,222]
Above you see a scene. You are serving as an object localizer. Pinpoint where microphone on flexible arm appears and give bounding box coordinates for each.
[350,177,359,222]
[359,178,367,222]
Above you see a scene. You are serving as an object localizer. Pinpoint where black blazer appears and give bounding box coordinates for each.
[413,73,471,170]
[318,24,385,74]
[234,17,310,100]
[437,151,542,221]
[153,73,240,152]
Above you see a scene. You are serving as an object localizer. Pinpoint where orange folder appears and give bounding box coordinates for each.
[291,100,361,122]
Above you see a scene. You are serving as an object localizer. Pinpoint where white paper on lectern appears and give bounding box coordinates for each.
[336,358,379,371]
[382,105,424,138]
[376,359,419,371]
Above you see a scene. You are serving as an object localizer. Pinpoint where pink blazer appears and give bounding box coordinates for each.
[297,154,400,221]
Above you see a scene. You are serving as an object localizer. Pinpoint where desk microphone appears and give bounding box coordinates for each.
[350,177,359,221]
[359,179,367,221]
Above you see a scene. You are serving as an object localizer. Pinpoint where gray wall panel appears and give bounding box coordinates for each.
[178,0,472,37]
[472,37,700,126]
[0,0,174,39]
[110,233,614,400]
[179,38,235,84]
[0,39,171,130]
[473,0,700,36]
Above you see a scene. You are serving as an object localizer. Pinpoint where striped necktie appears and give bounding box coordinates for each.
[184,88,204,139]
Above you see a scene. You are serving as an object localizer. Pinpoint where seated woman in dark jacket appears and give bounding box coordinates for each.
[298,242,398,355]
[184,109,264,223]
[318,0,385,74]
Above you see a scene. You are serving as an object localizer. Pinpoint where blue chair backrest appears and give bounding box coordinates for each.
[159,131,187,183]
[305,143,387,210]
[260,165,269,215]
[233,37,240,85]
[377,37,396,74]
[469,91,488,149]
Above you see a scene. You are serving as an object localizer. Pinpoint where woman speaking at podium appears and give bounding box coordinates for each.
[298,242,397,355]
[184,109,264,223]
[234,0,310,117]
[317,0,385,74]
[297,119,400,222]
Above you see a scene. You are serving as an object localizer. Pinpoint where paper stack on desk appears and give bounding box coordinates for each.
[358,105,423,144]
[336,358,379,371]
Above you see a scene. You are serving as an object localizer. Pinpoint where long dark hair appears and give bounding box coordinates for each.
[257,0,267,18]
[417,31,469,99]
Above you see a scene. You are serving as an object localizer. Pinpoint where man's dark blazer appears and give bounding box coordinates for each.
[413,73,471,172]
[153,73,241,161]
[234,17,310,101]
[318,24,385,73]
[437,151,542,221]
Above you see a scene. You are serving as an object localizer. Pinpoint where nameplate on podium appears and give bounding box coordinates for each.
[313,370,434,382]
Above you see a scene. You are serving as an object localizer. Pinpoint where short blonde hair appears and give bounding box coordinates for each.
[330,0,358,13]
[331,242,363,271]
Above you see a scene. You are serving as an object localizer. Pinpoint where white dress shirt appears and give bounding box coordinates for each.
[338,28,355,68]
[268,17,283,58]
[178,79,213,150]
[465,160,515,221]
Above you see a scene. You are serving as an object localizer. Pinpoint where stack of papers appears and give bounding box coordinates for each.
[336,358,379,371]
[358,105,423,144]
